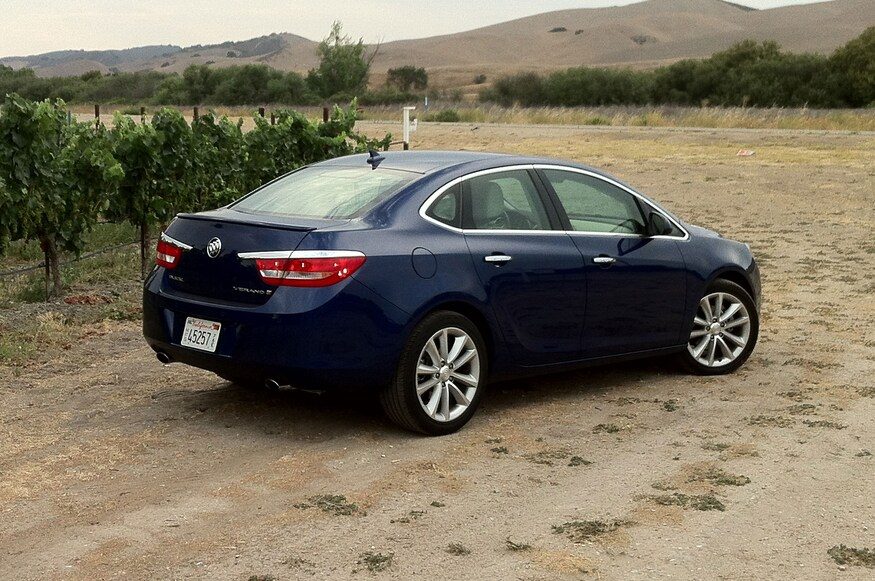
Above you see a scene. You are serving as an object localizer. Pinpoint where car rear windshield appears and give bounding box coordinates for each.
[231,166,418,219]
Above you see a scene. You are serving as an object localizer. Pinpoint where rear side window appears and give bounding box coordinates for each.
[425,184,461,228]
[462,170,551,230]
[543,169,646,235]
[232,166,417,219]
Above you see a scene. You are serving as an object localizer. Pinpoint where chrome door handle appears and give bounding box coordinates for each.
[593,256,616,265]
[484,255,512,264]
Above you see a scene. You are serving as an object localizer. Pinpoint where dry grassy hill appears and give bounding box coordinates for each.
[364,0,874,86]
[2,0,872,88]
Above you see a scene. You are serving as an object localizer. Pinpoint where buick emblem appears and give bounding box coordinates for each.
[206,237,222,258]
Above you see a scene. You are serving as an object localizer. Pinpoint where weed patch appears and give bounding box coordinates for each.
[505,537,532,551]
[778,390,811,402]
[358,551,393,572]
[593,423,620,434]
[802,419,847,430]
[787,403,818,415]
[391,510,425,524]
[446,542,471,556]
[525,449,569,465]
[649,492,725,511]
[295,494,361,516]
[552,519,631,542]
[688,467,751,487]
[748,415,794,428]
[662,399,680,412]
[827,545,875,568]
[283,556,315,570]
[568,456,593,467]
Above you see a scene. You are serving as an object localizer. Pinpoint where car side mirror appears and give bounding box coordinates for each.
[647,212,673,237]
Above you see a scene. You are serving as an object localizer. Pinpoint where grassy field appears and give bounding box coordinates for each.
[0,223,142,365]
[69,104,875,132]
[372,105,875,131]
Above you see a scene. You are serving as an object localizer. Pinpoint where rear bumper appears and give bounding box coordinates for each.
[143,270,411,389]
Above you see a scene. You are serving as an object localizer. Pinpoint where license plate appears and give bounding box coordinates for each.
[180,317,221,353]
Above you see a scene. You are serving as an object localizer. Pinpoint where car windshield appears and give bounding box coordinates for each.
[232,166,418,219]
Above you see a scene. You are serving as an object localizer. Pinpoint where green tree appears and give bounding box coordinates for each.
[152,74,188,104]
[829,26,875,107]
[307,22,375,99]
[0,94,122,297]
[182,65,218,103]
[386,66,428,92]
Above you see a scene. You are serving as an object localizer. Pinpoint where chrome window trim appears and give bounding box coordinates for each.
[533,164,690,241]
[160,232,193,250]
[418,164,689,241]
[418,165,564,236]
[237,250,365,260]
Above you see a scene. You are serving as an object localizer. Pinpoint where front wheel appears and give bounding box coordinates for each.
[679,279,759,375]
[380,311,487,435]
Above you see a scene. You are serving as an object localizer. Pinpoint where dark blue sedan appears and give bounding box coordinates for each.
[144,151,760,434]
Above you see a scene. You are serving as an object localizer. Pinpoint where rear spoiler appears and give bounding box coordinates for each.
[175,212,318,232]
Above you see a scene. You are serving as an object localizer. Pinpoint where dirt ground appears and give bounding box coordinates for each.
[1,123,873,580]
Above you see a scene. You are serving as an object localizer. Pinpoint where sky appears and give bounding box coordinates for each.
[0,0,835,57]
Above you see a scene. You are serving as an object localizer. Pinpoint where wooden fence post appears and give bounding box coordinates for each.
[258,107,265,118]
[94,104,100,128]
[140,106,146,123]
[270,112,276,125]
[323,107,329,123]
[193,106,199,122]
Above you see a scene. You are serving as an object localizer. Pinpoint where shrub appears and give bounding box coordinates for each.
[386,66,428,91]
[480,32,875,108]
[425,109,461,122]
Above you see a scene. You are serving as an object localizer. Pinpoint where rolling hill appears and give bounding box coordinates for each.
[2,0,872,87]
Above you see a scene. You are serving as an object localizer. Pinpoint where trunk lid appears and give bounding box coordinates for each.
[161,209,344,305]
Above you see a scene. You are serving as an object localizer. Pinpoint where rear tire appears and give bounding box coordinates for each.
[380,311,487,435]
[678,279,759,375]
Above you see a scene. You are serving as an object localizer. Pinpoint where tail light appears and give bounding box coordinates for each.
[248,251,366,287]
[156,234,190,269]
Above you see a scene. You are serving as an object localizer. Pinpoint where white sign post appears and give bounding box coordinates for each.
[403,106,417,150]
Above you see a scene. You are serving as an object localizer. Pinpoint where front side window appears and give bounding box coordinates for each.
[233,166,418,219]
[463,170,551,230]
[542,169,646,235]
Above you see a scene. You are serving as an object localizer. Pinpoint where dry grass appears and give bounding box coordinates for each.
[364,105,875,132]
[68,104,875,132]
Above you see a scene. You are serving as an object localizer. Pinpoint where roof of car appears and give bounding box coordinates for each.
[316,150,593,175]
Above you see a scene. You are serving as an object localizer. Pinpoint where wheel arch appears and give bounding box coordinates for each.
[410,298,498,365]
[708,267,755,301]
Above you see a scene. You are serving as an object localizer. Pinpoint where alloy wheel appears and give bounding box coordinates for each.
[415,327,480,422]
[687,291,751,368]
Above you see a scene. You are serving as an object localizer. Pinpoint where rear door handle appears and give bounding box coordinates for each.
[484,254,512,264]
[593,256,616,265]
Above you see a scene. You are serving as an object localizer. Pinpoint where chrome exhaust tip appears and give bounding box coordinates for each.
[264,378,281,391]
[156,351,173,365]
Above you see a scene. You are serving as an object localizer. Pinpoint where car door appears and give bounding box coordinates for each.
[537,167,688,357]
[460,168,587,366]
